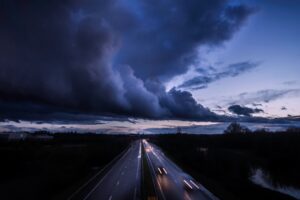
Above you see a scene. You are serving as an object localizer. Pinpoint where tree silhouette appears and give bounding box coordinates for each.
[224,122,251,134]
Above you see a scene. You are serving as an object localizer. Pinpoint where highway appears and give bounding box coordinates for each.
[143,140,219,200]
[70,140,142,200]
[69,139,219,200]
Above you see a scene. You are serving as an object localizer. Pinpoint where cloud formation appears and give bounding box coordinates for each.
[228,105,263,117]
[118,0,255,79]
[0,0,254,121]
[178,61,259,90]
[229,89,300,105]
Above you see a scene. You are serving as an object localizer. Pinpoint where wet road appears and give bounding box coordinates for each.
[70,139,219,200]
[74,140,142,200]
[143,140,219,200]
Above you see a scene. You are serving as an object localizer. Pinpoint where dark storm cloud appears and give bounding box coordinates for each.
[0,0,254,121]
[118,0,255,79]
[144,80,217,120]
[179,61,259,90]
[228,105,263,117]
[0,100,133,124]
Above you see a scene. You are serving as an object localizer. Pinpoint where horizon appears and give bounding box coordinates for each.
[1,0,300,133]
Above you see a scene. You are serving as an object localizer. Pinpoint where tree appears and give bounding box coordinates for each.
[224,122,250,134]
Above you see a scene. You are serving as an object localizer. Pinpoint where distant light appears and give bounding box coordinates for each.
[190,180,200,189]
[158,167,162,174]
[183,180,193,189]
[162,167,168,174]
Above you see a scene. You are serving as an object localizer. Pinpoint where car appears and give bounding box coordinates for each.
[145,147,152,152]
[183,179,200,191]
[157,166,168,175]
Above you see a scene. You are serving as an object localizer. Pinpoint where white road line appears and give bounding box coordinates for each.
[134,141,142,200]
[82,147,132,200]
[108,195,112,200]
[116,180,120,186]
[68,147,130,200]
[136,141,141,181]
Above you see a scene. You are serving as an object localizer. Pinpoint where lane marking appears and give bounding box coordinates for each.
[136,141,142,181]
[82,146,133,200]
[109,142,141,200]
[108,195,112,200]
[134,141,142,200]
[68,146,130,200]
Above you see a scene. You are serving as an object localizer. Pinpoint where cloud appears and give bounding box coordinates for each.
[166,88,217,119]
[0,0,254,121]
[117,0,255,80]
[283,80,297,86]
[228,105,263,116]
[178,61,259,90]
[281,106,287,111]
[0,100,136,124]
[252,103,262,107]
[229,89,300,105]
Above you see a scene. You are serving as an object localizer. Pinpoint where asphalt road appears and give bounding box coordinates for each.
[143,140,219,200]
[78,140,142,200]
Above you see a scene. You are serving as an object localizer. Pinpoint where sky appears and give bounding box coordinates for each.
[0,0,300,134]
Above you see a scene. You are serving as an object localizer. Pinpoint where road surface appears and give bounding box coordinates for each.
[70,140,142,200]
[143,140,219,200]
[70,139,219,200]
